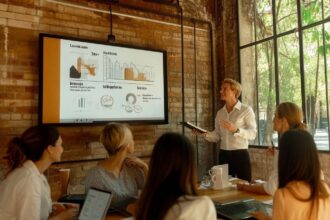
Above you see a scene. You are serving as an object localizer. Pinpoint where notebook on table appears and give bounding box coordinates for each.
[78,188,113,220]
[214,198,272,220]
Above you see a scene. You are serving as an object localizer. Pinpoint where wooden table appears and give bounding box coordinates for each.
[105,213,127,220]
[106,184,272,219]
[198,185,272,203]
[105,203,136,220]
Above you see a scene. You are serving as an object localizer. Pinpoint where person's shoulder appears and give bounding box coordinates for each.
[123,163,144,177]
[191,195,212,202]
[84,166,112,190]
[194,195,213,206]
[274,187,285,201]
[4,167,43,193]
[181,195,213,207]
[217,105,226,112]
[7,163,39,182]
[164,195,216,220]
[240,102,252,110]
[85,165,106,178]
[275,181,306,199]
[181,195,216,219]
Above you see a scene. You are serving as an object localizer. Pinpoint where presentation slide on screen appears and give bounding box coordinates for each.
[42,36,166,123]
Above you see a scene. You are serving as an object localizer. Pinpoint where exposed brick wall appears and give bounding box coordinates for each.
[215,0,239,82]
[0,0,216,200]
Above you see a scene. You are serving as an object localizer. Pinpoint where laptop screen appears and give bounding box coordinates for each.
[79,188,113,220]
[214,199,272,220]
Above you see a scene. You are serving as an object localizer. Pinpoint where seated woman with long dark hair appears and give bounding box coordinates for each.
[136,132,217,220]
[252,129,330,220]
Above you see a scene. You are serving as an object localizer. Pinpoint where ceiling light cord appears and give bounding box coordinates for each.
[108,3,115,42]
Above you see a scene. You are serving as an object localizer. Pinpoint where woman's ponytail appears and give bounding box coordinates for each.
[4,126,60,175]
[4,137,27,175]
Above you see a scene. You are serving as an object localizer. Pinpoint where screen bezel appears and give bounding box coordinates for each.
[38,33,168,126]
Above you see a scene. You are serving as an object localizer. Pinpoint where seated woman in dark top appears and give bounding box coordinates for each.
[85,123,148,209]
[136,132,217,220]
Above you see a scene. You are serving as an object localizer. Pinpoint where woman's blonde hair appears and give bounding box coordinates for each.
[100,123,132,155]
[276,102,307,130]
[222,78,242,98]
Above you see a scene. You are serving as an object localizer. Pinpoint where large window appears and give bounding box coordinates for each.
[238,0,330,151]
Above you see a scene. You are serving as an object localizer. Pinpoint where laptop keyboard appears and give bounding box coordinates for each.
[63,194,86,200]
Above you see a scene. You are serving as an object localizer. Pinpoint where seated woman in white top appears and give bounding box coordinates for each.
[85,123,148,209]
[136,132,217,220]
[251,129,330,220]
[237,102,307,195]
[0,126,78,220]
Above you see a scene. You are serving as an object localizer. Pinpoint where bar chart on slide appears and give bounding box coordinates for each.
[103,54,155,82]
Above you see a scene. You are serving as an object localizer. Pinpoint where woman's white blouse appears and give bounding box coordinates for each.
[0,160,52,220]
[164,195,217,220]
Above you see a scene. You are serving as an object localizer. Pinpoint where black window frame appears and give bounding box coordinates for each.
[237,0,330,152]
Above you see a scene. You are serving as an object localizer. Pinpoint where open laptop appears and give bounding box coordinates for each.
[58,194,86,207]
[214,198,272,220]
[78,188,113,220]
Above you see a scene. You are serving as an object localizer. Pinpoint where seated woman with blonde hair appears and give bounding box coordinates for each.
[136,132,217,220]
[237,102,308,195]
[85,123,148,209]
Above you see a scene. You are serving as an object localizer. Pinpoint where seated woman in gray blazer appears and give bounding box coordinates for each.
[85,123,148,209]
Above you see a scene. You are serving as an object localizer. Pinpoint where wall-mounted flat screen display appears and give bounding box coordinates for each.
[39,33,168,125]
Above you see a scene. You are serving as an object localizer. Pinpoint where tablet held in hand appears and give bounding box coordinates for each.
[180,121,207,133]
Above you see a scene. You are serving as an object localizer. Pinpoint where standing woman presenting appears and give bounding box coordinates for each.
[0,126,77,220]
[195,78,257,181]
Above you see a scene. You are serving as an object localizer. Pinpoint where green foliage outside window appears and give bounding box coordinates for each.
[238,0,330,150]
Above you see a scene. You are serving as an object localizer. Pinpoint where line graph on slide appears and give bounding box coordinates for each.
[103,54,155,82]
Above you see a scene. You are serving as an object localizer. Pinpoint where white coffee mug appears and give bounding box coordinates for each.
[209,164,229,190]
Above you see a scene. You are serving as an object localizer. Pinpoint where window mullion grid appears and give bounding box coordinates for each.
[297,0,307,120]
[239,0,330,150]
[253,0,261,145]
[321,22,330,151]
[272,0,279,105]
[237,0,242,83]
